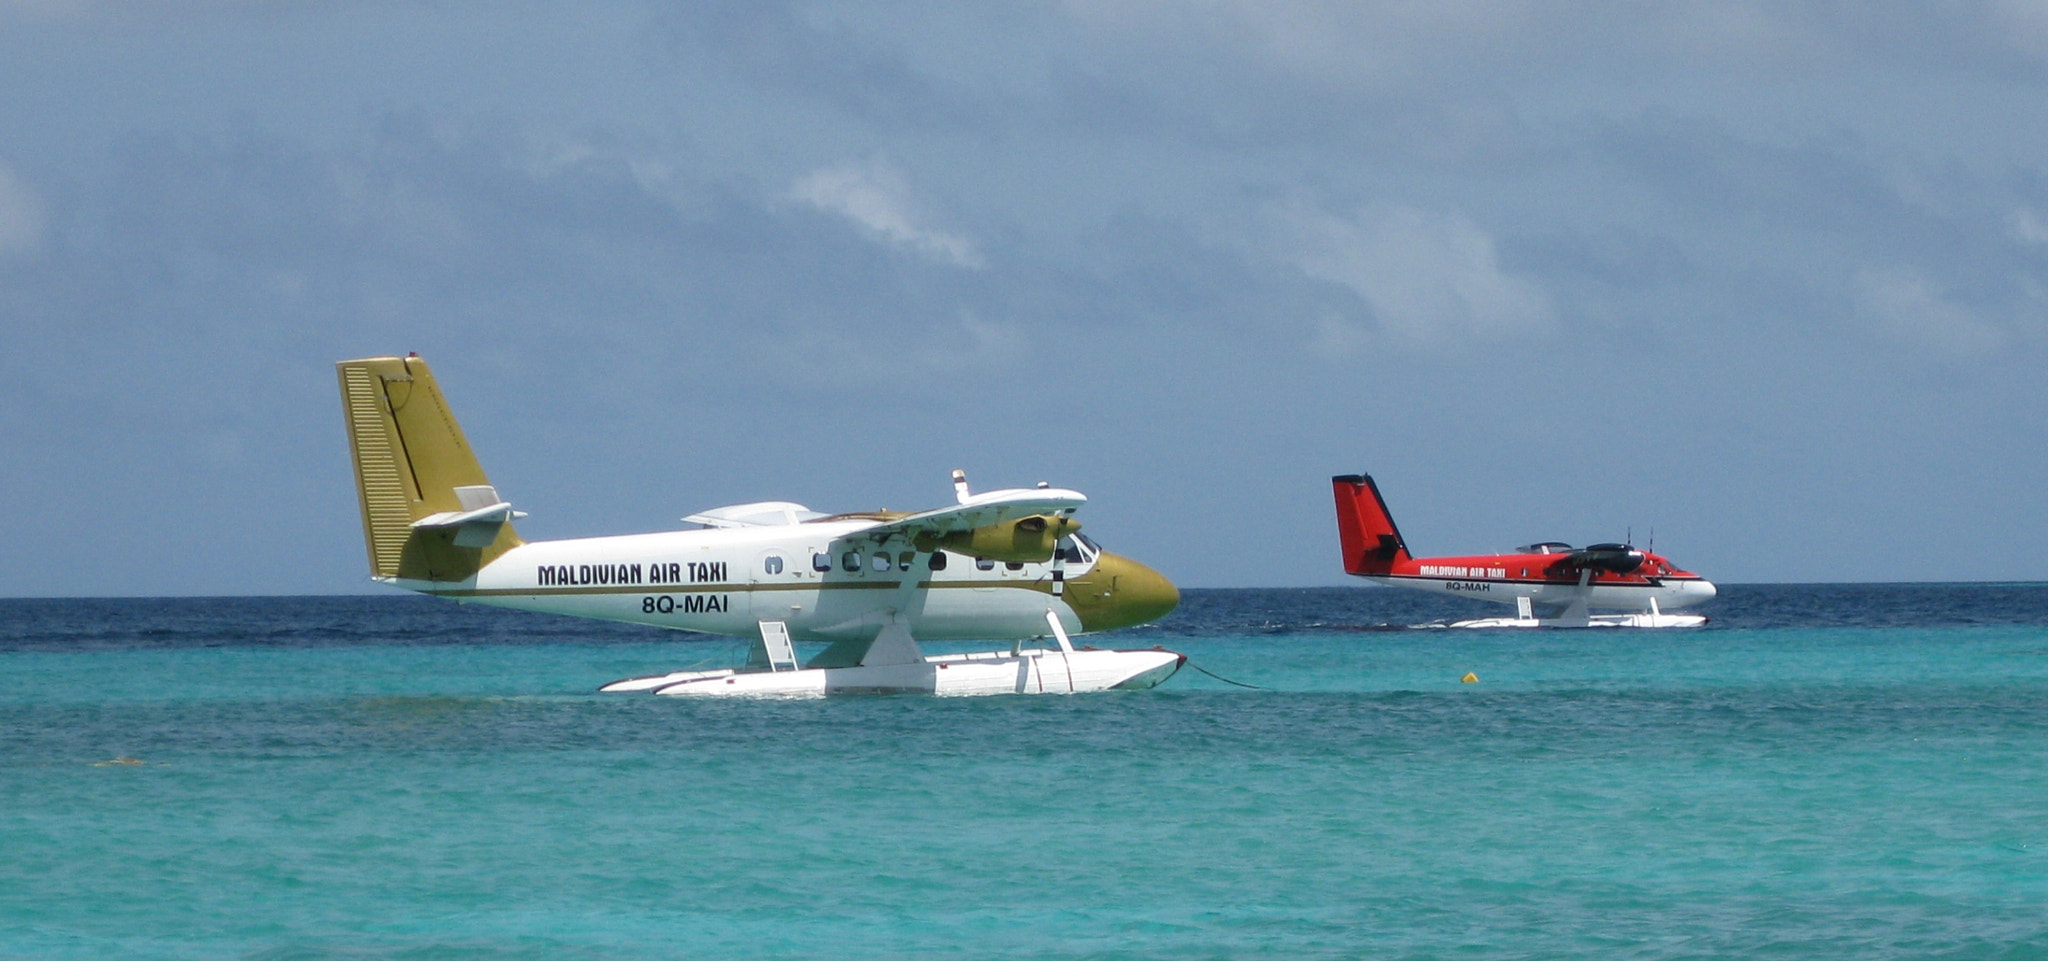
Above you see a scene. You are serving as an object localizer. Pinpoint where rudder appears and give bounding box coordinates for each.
[1332,474,1410,576]
[337,354,521,582]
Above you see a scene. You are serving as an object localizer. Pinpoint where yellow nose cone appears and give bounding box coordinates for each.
[1066,552,1180,633]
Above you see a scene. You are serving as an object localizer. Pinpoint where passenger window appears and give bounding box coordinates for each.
[763,555,784,575]
[842,551,861,572]
[928,552,948,571]
[871,553,892,572]
[975,557,995,571]
[897,551,915,571]
[813,553,832,572]
[1005,561,1024,571]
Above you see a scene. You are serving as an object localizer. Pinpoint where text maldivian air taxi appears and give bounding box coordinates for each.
[1333,473,1716,627]
[337,354,1183,696]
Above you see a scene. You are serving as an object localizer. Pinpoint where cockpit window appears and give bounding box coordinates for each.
[1057,534,1099,565]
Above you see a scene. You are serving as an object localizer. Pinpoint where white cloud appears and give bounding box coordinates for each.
[1277,203,1551,347]
[775,311,1023,389]
[0,161,46,256]
[1853,266,2005,358]
[788,158,984,269]
[2009,207,2048,245]
[1988,0,2048,59]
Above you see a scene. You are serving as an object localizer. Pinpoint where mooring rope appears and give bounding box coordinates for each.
[1185,661,1268,690]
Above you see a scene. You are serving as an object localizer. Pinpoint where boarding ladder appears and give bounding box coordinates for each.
[757,620,799,672]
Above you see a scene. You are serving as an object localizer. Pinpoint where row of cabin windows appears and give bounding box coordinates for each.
[758,551,1030,574]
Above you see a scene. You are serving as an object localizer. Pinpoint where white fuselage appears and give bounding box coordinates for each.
[1366,573,1718,612]
[398,520,1090,643]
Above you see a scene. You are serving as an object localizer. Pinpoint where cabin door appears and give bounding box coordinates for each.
[749,548,803,624]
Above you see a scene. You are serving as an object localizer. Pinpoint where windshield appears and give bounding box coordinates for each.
[1062,532,1101,565]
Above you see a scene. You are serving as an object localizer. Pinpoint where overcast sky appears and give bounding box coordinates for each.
[4,1,2046,595]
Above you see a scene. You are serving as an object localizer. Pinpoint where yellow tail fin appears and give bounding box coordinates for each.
[336,354,522,582]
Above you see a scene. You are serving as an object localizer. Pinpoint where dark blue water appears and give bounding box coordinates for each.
[5,585,2046,959]
[9,584,2047,654]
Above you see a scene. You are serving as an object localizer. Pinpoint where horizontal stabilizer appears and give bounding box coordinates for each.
[412,486,525,548]
[412,503,521,547]
[413,502,519,530]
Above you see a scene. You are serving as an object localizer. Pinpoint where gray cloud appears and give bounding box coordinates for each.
[1,2,2045,593]
[787,157,985,269]
[0,159,44,255]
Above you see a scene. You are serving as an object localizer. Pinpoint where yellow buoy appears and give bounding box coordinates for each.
[1461,672,1479,683]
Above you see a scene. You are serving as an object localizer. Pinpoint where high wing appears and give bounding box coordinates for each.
[682,501,828,528]
[799,484,1088,671]
[856,486,1085,543]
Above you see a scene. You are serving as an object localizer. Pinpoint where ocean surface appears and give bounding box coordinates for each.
[4,584,2046,960]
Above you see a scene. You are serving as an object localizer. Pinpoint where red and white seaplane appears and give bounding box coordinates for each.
[1332,473,1716,628]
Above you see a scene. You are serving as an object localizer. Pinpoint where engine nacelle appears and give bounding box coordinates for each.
[1564,543,1647,574]
[916,514,1081,563]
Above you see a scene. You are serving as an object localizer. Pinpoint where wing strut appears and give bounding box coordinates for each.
[1553,569,1595,627]
[863,542,935,668]
[1044,610,1075,693]
[860,617,924,667]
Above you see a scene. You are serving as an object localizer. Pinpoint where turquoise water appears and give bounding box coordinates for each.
[5,588,2047,959]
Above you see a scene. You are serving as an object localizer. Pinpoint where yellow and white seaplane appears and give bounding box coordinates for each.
[337,354,1183,696]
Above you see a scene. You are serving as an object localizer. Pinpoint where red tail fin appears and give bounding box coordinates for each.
[1332,474,1410,575]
